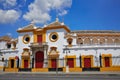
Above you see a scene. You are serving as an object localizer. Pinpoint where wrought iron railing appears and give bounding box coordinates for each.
[30,42,48,47]
[1,56,120,70]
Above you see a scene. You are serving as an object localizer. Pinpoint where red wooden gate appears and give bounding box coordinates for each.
[104,57,110,67]
[24,60,28,68]
[51,59,57,68]
[84,58,91,68]
[35,51,44,68]
[67,58,74,68]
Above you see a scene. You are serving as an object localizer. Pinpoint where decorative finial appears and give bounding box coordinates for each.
[44,24,47,27]
[61,17,64,25]
[56,15,59,22]
[30,19,35,24]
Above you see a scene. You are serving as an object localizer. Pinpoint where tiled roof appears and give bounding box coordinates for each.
[71,30,120,33]
[19,24,35,30]
[0,36,12,41]
[47,18,62,27]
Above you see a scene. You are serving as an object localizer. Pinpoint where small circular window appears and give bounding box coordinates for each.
[23,34,30,44]
[49,32,58,42]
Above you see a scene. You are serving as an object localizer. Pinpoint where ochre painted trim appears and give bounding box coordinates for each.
[43,25,70,33]
[48,58,59,68]
[22,34,31,44]
[101,54,112,67]
[49,32,59,42]
[33,32,37,43]
[0,66,3,70]
[42,30,46,42]
[63,67,82,72]
[64,55,76,68]
[100,67,120,71]
[32,68,48,72]
[48,58,51,68]
[48,50,59,68]
[21,57,30,68]
[33,31,46,43]
[17,29,35,33]
[9,57,16,68]
[5,68,18,72]
[81,55,94,68]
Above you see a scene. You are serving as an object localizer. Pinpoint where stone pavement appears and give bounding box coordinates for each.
[0,71,120,75]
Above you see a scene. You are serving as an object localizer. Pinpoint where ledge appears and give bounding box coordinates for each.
[32,68,48,72]
[100,67,120,71]
[5,68,18,72]
[63,67,82,72]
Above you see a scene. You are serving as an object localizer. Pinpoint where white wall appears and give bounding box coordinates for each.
[46,29,67,58]
[18,32,33,59]
[68,48,120,67]
[0,41,7,49]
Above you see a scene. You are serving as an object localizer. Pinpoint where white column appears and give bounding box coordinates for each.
[83,39,85,45]
[33,51,35,68]
[112,39,115,45]
[43,49,48,68]
[105,39,107,45]
[98,39,100,45]
[90,39,93,44]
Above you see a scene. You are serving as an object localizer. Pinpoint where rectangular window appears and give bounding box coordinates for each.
[37,35,42,43]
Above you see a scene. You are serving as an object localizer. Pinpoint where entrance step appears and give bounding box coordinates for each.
[19,68,31,72]
[48,68,63,71]
[82,68,100,71]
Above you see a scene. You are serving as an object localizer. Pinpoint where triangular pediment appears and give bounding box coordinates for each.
[47,21,62,27]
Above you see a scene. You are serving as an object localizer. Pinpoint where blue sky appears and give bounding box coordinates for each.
[0,0,120,38]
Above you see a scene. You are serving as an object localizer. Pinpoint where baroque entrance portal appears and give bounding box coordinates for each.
[35,51,44,68]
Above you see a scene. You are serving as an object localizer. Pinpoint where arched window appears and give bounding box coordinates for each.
[67,38,73,46]
[99,38,105,45]
[77,38,83,45]
[6,42,11,49]
[84,38,91,45]
[114,38,120,44]
[107,38,113,44]
[92,38,98,45]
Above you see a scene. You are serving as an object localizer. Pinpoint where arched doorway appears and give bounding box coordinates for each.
[35,51,44,68]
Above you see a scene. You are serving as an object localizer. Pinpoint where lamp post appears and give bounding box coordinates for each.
[30,55,33,68]
[95,49,99,67]
[43,42,48,68]
[63,45,70,73]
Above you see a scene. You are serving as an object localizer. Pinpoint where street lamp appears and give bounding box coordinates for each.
[30,55,33,68]
[63,45,70,72]
[95,49,99,67]
[43,42,48,68]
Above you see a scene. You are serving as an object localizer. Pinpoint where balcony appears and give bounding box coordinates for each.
[29,42,48,48]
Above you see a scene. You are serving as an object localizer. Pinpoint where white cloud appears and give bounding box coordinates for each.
[23,0,72,24]
[7,33,12,36]
[2,0,17,8]
[6,0,17,6]
[0,9,20,23]
[58,10,67,16]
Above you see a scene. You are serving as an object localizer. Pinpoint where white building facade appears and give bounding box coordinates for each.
[0,18,120,72]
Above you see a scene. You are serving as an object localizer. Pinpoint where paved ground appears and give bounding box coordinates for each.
[0,72,120,80]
